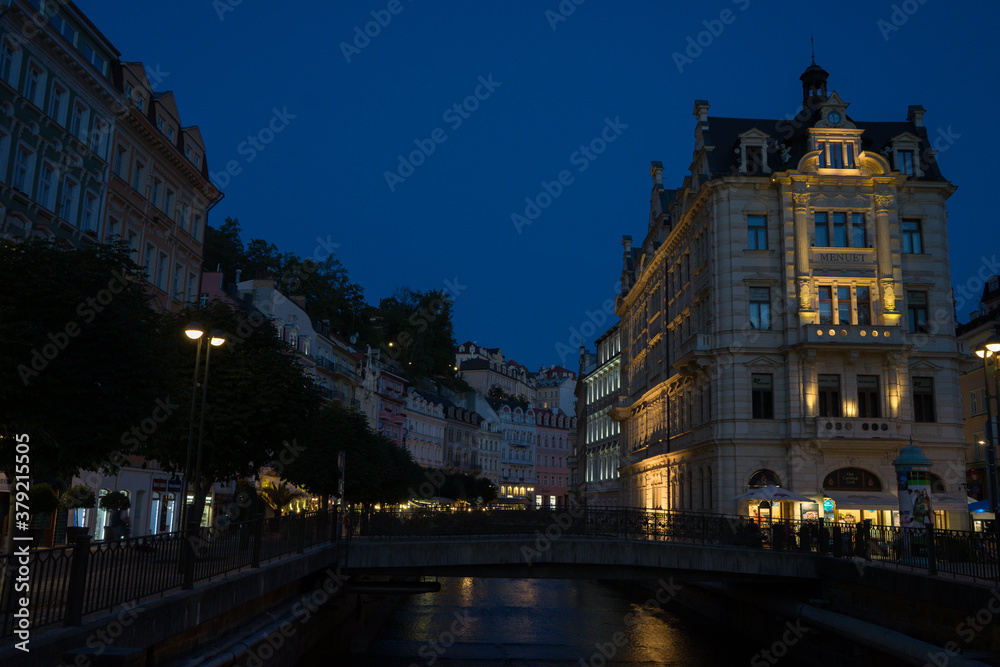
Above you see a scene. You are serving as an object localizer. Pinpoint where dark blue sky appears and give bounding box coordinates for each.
[79,1,998,370]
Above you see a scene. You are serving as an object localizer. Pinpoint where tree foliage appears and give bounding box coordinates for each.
[0,239,169,480]
[202,218,375,342]
[375,288,458,381]
[142,301,323,514]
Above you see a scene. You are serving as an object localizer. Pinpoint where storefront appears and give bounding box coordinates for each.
[822,467,894,526]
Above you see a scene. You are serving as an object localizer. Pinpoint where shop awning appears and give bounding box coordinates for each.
[824,490,898,510]
[930,493,974,512]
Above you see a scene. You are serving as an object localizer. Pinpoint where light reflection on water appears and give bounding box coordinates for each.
[330,577,754,666]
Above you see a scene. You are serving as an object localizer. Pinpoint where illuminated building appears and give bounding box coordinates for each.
[613,60,968,527]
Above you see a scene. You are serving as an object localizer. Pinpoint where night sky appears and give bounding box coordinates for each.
[77,1,999,370]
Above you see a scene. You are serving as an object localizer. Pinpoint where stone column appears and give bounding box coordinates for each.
[874,190,901,326]
[793,189,816,326]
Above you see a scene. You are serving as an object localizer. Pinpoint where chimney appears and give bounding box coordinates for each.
[235,268,242,283]
[622,235,632,252]
[692,100,710,128]
[291,295,306,309]
[907,105,925,127]
[650,160,663,185]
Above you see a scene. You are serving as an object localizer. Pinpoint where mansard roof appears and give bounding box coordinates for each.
[701,114,946,181]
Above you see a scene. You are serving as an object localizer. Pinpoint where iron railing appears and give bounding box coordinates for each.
[0,511,339,641]
[346,506,1000,582]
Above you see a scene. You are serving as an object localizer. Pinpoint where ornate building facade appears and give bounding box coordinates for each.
[614,62,968,527]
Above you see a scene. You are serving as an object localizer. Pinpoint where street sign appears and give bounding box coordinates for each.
[152,478,167,492]
[167,478,183,493]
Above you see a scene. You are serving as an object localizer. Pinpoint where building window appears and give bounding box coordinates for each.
[13,145,34,193]
[23,63,42,106]
[193,214,202,241]
[70,102,87,141]
[156,253,166,290]
[125,82,133,100]
[107,217,119,239]
[59,177,78,220]
[114,145,126,177]
[819,141,855,169]
[902,219,923,254]
[49,82,67,123]
[132,161,144,191]
[50,13,77,45]
[818,286,833,324]
[156,117,164,132]
[136,95,144,112]
[37,162,54,208]
[747,215,767,250]
[898,150,914,176]
[857,375,881,418]
[167,127,174,142]
[907,291,928,334]
[970,391,979,416]
[913,377,936,422]
[82,192,98,231]
[856,286,871,325]
[187,273,196,303]
[151,178,161,207]
[837,286,852,325]
[0,40,14,83]
[752,374,774,419]
[749,287,770,330]
[173,264,182,299]
[745,145,765,175]
[851,213,866,248]
[818,374,842,418]
[90,119,107,157]
[164,189,174,217]
[143,244,154,277]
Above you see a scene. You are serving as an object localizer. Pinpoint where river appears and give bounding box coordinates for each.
[303,577,761,666]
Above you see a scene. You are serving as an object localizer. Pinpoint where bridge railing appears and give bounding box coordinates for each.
[347,506,1000,583]
[347,506,820,552]
[0,510,339,642]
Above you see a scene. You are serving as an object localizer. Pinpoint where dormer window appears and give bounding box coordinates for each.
[737,129,771,175]
[818,141,854,168]
[898,150,914,176]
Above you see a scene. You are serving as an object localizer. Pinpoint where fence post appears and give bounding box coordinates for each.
[861,519,872,561]
[182,524,197,590]
[296,513,306,555]
[925,524,937,576]
[64,536,91,627]
[251,516,262,568]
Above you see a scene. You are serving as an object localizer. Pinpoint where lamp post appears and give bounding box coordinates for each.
[191,329,226,529]
[179,322,205,536]
[974,332,1000,545]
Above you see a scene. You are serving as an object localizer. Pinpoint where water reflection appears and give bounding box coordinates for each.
[328,577,754,666]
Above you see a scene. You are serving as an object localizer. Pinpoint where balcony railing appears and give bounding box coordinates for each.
[801,324,904,346]
[815,416,899,438]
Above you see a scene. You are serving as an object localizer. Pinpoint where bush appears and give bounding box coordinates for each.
[61,484,96,510]
[30,483,60,514]
[99,491,131,512]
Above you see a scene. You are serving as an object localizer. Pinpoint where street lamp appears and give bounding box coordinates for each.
[179,322,206,535]
[191,329,226,528]
[974,332,1000,543]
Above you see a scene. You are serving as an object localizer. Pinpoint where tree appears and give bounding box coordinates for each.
[259,480,303,517]
[0,239,169,481]
[202,217,245,278]
[376,288,459,381]
[141,301,323,522]
[281,403,364,510]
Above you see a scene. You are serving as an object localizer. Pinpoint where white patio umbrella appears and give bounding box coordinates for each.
[730,485,814,502]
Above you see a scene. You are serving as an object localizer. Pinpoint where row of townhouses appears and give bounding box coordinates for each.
[574,60,991,531]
